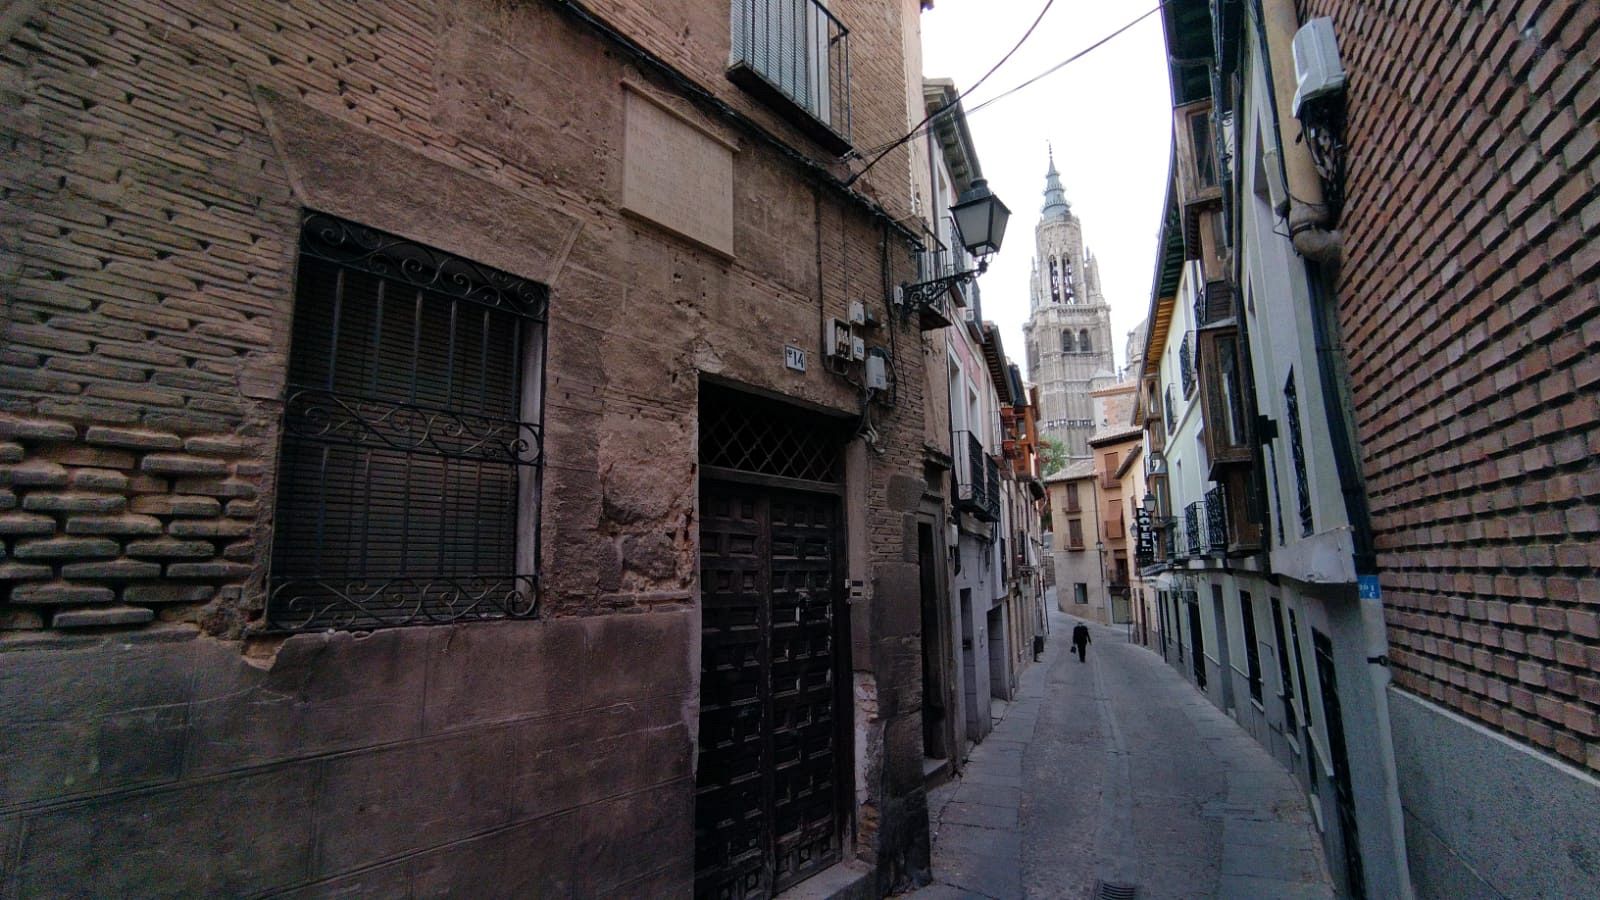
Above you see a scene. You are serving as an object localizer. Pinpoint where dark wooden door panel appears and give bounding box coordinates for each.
[696,483,840,899]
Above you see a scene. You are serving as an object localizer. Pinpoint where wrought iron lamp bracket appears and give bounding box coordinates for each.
[897,259,987,324]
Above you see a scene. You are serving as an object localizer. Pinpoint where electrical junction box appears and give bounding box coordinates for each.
[848,301,866,325]
[850,336,865,361]
[823,318,852,358]
[1292,17,1346,117]
[865,354,887,391]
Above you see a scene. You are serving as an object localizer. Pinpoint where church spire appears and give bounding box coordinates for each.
[1042,145,1070,216]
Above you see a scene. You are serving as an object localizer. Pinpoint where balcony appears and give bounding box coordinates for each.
[1184,501,1204,557]
[954,431,999,522]
[729,0,852,153]
[1205,486,1228,553]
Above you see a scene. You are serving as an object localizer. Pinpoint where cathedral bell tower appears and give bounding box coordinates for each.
[1021,149,1117,457]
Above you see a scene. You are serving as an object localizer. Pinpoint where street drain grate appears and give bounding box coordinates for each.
[1093,880,1138,900]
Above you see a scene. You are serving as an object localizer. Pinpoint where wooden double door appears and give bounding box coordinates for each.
[694,479,845,899]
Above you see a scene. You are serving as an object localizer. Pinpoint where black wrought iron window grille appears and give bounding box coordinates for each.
[1179,333,1195,398]
[1184,502,1203,557]
[1284,371,1313,537]
[267,212,548,632]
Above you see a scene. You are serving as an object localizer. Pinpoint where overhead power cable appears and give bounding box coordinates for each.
[845,1,1169,184]
[843,0,1056,186]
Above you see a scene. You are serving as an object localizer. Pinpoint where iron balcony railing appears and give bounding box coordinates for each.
[1206,486,1228,553]
[1185,501,1203,557]
[729,0,851,147]
[953,431,998,521]
[984,451,1001,521]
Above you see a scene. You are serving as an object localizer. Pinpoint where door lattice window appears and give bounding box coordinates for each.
[268,212,547,632]
[700,385,843,483]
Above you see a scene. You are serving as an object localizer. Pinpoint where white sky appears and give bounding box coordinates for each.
[920,0,1173,376]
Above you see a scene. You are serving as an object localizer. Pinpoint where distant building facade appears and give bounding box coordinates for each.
[1021,154,1116,457]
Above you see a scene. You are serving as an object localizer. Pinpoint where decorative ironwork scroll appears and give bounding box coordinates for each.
[300,212,548,322]
[283,388,541,465]
[269,575,538,632]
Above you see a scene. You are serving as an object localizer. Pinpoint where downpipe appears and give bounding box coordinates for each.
[1260,0,1342,267]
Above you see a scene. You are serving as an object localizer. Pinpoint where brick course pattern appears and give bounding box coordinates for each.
[1303,0,1600,771]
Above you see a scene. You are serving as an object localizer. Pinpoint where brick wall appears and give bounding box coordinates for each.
[1302,0,1600,771]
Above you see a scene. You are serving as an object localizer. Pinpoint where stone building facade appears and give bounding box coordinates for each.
[0,1,949,896]
[1021,155,1115,457]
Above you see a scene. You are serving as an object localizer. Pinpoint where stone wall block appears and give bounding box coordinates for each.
[22,492,127,514]
[131,494,222,517]
[0,563,52,581]
[411,810,583,898]
[52,605,157,628]
[10,583,117,606]
[510,722,691,821]
[0,415,78,442]
[0,443,22,464]
[186,628,430,775]
[83,426,183,451]
[64,514,164,536]
[172,477,255,499]
[0,512,58,535]
[67,468,129,491]
[13,537,119,560]
[122,584,215,605]
[183,435,248,456]
[165,561,252,579]
[53,446,137,469]
[0,489,16,510]
[0,638,196,728]
[2,704,186,806]
[422,618,587,734]
[140,453,232,477]
[1,608,45,629]
[168,519,252,539]
[12,765,316,896]
[313,729,513,877]
[583,609,694,710]
[125,538,215,559]
[0,461,68,488]
[224,499,259,518]
[60,559,163,580]
[579,781,693,894]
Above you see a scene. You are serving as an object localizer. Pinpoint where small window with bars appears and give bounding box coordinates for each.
[267,212,548,632]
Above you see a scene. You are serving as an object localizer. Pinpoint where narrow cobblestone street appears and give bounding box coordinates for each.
[915,610,1335,899]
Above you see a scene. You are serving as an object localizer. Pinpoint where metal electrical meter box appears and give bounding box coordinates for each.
[865,354,887,391]
[1292,17,1346,117]
[823,318,852,358]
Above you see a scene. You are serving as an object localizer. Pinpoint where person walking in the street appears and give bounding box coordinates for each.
[1072,622,1091,662]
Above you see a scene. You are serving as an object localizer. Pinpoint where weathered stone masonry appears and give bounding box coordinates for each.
[1,0,933,894]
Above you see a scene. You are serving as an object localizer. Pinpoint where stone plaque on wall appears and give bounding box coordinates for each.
[622,84,735,256]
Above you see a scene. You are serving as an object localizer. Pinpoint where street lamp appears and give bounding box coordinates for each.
[900,178,1011,325]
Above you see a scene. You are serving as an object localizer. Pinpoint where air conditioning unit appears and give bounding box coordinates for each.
[1292,18,1346,117]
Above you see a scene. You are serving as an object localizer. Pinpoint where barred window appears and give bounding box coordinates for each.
[267,212,548,632]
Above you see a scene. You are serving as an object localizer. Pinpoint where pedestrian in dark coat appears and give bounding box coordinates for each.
[1072,623,1091,662]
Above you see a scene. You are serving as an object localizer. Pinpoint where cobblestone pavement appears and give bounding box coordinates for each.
[913,610,1336,899]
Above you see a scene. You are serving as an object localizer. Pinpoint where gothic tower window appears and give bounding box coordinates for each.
[1079,329,1091,353]
[1049,257,1061,303]
[1061,330,1074,353]
[1062,256,1076,303]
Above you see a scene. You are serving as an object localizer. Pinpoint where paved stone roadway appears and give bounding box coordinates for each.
[913,610,1336,900]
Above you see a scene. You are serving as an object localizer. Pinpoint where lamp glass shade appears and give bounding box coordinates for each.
[950,178,1011,258]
